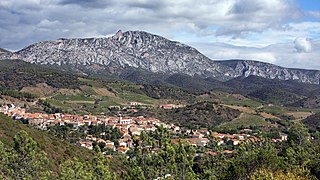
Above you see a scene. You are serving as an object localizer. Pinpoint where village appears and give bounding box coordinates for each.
[0,103,288,155]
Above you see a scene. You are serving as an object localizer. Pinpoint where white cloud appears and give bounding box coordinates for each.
[294,37,312,53]
[0,0,302,49]
[308,10,320,19]
[192,39,320,70]
[0,0,320,70]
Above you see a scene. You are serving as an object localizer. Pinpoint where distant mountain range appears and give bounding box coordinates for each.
[1,30,320,84]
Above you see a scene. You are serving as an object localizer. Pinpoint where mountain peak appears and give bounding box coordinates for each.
[0,30,319,84]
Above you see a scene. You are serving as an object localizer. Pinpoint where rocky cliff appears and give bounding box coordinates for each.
[1,30,320,84]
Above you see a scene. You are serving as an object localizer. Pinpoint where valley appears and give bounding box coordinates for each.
[0,33,320,179]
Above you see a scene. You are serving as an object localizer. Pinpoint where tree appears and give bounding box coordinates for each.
[92,146,116,180]
[216,140,283,180]
[59,146,116,180]
[250,168,314,180]
[0,130,51,179]
[176,140,197,180]
[59,157,93,180]
[287,123,310,146]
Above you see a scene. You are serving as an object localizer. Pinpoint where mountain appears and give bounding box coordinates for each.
[0,48,13,59]
[0,48,10,53]
[1,30,320,84]
[6,30,229,80]
[221,75,320,105]
[216,60,320,84]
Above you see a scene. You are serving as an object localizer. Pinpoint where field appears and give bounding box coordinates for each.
[285,111,313,120]
[36,79,161,114]
[223,104,256,114]
[218,113,272,128]
[216,92,263,108]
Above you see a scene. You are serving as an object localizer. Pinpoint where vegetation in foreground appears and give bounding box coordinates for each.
[0,115,320,179]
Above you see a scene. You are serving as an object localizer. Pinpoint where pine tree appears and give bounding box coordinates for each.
[59,157,93,180]
[92,146,116,180]
[176,140,197,180]
[0,130,51,179]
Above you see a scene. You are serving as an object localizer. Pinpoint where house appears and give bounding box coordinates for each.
[91,120,98,126]
[207,151,219,156]
[130,126,141,136]
[199,129,210,136]
[119,118,132,125]
[192,132,204,139]
[185,138,209,147]
[228,139,240,146]
[240,129,253,133]
[117,147,129,154]
[107,122,116,128]
[159,104,176,109]
[79,141,93,150]
[171,126,180,132]
[96,138,106,145]
[212,132,225,139]
[122,133,132,141]
[86,135,97,141]
[197,138,209,146]
[280,133,288,141]
[105,140,116,151]
[224,134,235,140]
[108,106,121,110]
[119,141,127,147]
[145,125,156,131]
[223,150,233,154]
[217,139,224,146]
[128,102,142,106]
[186,138,197,146]
[121,124,131,130]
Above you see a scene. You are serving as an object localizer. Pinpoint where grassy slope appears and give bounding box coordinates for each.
[219,113,271,128]
[215,91,263,108]
[0,113,95,174]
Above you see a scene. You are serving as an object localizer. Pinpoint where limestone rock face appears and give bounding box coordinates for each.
[1,31,320,84]
[216,60,320,84]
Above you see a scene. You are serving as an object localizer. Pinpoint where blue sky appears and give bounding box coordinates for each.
[298,0,320,11]
[0,0,320,70]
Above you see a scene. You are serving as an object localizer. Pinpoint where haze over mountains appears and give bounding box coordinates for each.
[1,30,320,85]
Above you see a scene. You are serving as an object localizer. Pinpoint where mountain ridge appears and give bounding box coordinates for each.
[1,30,320,84]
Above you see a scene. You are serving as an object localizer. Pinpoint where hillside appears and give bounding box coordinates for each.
[222,76,320,106]
[0,59,84,90]
[0,113,94,174]
[130,101,241,129]
[303,112,320,131]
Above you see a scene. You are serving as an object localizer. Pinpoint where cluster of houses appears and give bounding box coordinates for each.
[0,104,287,155]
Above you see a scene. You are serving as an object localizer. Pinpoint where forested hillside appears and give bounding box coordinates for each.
[303,112,320,131]
[0,59,84,90]
[130,101,242,128]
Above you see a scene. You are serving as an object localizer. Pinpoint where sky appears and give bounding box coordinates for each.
[0,0,320,70]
